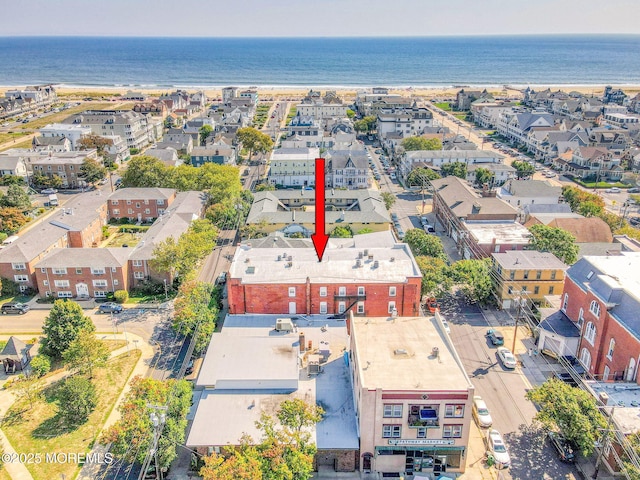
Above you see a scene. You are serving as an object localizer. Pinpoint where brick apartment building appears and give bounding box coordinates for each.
[227,231,422,317]
[561,253,640,382]
[107,188,177,222]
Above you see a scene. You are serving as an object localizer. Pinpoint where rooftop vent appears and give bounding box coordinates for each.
[246,266,256,274]
[244,258,250,263]
[277,255,282,261]
[358,252,363,259]
[368,255,374,261]
[394,349,408,356]
[287,256,292,262]
[373,260,379,268]
[356,259,362,268]
[364,249,369,256]
[432,347,439,358]
[287,261,293,268]
[390,257,395,262]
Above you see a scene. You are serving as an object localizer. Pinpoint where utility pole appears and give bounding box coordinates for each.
[512,296,524,353]
[593,407,615,479]
[138,404,168,480]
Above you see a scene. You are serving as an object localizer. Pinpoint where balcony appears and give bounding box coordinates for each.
[408,407,439,428]
[334,293,366,300]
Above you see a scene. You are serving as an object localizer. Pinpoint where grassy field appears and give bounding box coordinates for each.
[16,102,120,130]
[2,350,140,480]
[0,132,29,145]
[104,232,143,248]
[0,137,34,152]
[434,102,451,111]
[574,180,630,189]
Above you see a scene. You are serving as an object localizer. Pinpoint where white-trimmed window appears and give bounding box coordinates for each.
[112,209,120,215]
[562,294,568,312]
[338,302,346,314]
[580,347,592,370]
[54,280,70,287]
[12,262,25,270]
[134,271,145,279]
[14,275,28,282]
[92,279,108,287]
[128,209,133,214]
[111,200,119,206]
[43,280,49,286]
[357,301,365,314]
[288,287,296,297]
[338,286,346,297]
[94,291,107,298]
[145,209,151,214]
[382,425,401,438]
[358,286,365,296]
[607,338,615,360]
[445,404,465,418]
[319,287,327,297]
[383,404,403,418]
[388,301,396,313]
[126,200,132,205]
[389,286,396,297]
[40,267,46,273]
[57,291,72,298]
[589,300,600,317]
[443,425,462,438]
[417,427,427,438]
[132,260,143,267]
[53,267,67,275]
[578,308,584,328]
[319,302,327,314]
[157,199,165,205]
[585,322,596,345]
[113,279,119,286]
[91,268,105,275]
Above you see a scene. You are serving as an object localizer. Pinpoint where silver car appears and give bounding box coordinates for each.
[497,347,517,369]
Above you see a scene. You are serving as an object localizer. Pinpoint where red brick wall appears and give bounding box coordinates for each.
[34,266,128,298]
[108,193,176,221]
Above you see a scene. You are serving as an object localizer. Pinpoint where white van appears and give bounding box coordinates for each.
[48,194,59,206]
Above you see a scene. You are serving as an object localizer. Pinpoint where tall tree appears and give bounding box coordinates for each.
[474,167,494,187]
[12,373,43,410]
[353,115,376,133]
[0,184,32,212]
[62,330,110,378]
[77,134,113,157]
[0,207,28,234]
[449,258,493,304]
[440,161,467,179]
[199,125,214,146]
[277,399,324,434]
[57,376,97,424]
[404,229,445,258]
[511,160,535,179]
[41,300,95,359]
[528,224,579,265]
[577,200,604,218]
[80,157,107,185]
[381,192,396,210]
[401,136,442,151]
[406,167,440,186]
[415,256,451,297]
[121,155,169,188]
[526,378,607,456]
[172,280,217,354]
[237,127,273,160]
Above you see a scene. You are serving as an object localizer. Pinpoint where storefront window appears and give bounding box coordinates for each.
[444,404,465,418]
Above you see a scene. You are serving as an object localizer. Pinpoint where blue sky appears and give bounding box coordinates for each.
[3,0,640,37]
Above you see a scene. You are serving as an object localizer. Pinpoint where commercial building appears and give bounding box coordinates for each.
[65,110,157,150]
[349,313,474,476]
[39,123,92,150]
[227,231,422,317]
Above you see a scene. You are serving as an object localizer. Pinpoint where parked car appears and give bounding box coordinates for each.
[98,302,123,314]
[41,188,58,194]
[390,173,396,180]
[185,358,195,375]
[216,271,227,285]
[473,395,493,428]
[628,187,640,193]
[486,329,505,346]
[486,429,511,468]
[390,213,398,221]
[553,371,578,387]
[605,187,621,193]
[548,431,575,463]
[374,149,382,154]
[423,224,436,234]
[629,217,640,227]
[544,172,557,178]
[497,347,517,369]
[1,302,30,315]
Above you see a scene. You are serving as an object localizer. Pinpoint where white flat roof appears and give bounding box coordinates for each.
[352,315,473,391]
[465,221,531,245]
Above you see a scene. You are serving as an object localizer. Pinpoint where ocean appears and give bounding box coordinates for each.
[1,35,640,88]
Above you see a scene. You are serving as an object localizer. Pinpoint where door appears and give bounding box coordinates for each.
[627,358,637,382]
[76,283,89,297]
[288,302,296,314]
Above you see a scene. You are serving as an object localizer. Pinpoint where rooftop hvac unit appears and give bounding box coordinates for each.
[287,261,293,268]
[373,260,379,268]
[356,259,362,268]
[275,318,294,332]
[432,347,439,358]
[390,257,395,262]
[368,255,374,261]
[358,252,363,259]
[277,255,282,261]
[364,249,369,256]
[287,256,292,262]
[307,354,322,375]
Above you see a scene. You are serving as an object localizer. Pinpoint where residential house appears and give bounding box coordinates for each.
[0,85,57,120]
[351,313,474,476]
[466,163,515,186]
[65,110,156,150]
[327,151,371,190]
[1,337,32,373]
[354,91,413,116]
[492,250,568,309]
[376,106,433,138]
[145,147,180,167]
[400,150,504,182]
[31,135,72,153]
[28,151,98,189]
[101,135,129,165]
[39,123,92,150]
[34,248,130,299]
[456,89,492,111]
[267,147,320,188]
[297,90,349,121]
[561,146,622,181]
[0,156,28,177]
[497,111,555,146]
[190,145,237,167]
[227,231,422,317]
[132,101,168,117]
[160,131,194,155]
[107,188,177,222]
[497,179,562,210]
[603,86,627,105]
[287,114,321,140]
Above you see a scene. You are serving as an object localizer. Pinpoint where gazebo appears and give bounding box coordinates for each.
[1,336,32,374]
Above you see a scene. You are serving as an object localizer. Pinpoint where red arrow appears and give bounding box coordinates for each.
[311,158,329,262]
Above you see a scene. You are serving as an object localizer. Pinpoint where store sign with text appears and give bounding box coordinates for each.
[388,439,455,446]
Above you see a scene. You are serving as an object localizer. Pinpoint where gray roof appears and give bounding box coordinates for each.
[405,150,504,161]
[577,242,623,259]
[430,177,517,218]
[492,250,567,270]
[523,203,573,215]
[539,311,581,338]
[108,187,175,201]
[503,179,562,198]
[37,248,130,268]
[145,148,178,163]
[0,156,21,170]
[0,336,30,360]
[327,152,368,169]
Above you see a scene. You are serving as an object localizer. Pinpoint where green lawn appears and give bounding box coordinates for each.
[573,180,629,189]
[104,232,143,248]
[434,102,451,111]
[2,351,140,480]
[0,132,29,145]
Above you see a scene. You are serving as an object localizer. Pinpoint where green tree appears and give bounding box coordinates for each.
[440,161,467,179]
[401,136,442,151]
[57,376,97,424]
[615,225,640,242]
[330,225,353,238]
[353,115,376,133]
[121,155,169,188]
[404,229,445,258]
[474,167,494,187]
[77,134,112,157]
[29,355,51,378]
[0,175,25,186]
[415,256,451,297]
[255,182,276,192]
[62,330,110,378]
[511,160,535,179]
[526,378,607,456]
[80,157,107,185]
[173,280,217,354]
[381,191,396,210]
[528,224,579,265]
[406,167,440,186]
[149,237,181,284]
[201,439,262,480]
[577,200,604,218]
[562,185,604,212]
[345,109,355,119]
[41,300,95,359]
[0,185,31,212]
[449,258,493,304]
[277,398,324,434]
[12,372,43,409]
[0,207,28,234]
[237,127,274,160]
[102,377,192,470]
[199,124,214,146]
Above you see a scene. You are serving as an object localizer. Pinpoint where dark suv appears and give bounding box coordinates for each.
[1,303,30,315]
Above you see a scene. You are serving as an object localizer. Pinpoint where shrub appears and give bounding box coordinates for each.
[29,355,51,378]
[102,225,110,239]
[113,290,129,303]
[1,278,20,296]
[118,217,130,225]
[118,225,150,233]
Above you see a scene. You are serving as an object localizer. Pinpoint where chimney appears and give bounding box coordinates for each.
[299,332,306,352]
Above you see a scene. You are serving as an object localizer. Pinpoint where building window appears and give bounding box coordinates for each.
[509,271,515,280]
[40,268,46,273]
[357,302,365,314]
[607,338,615,360]
[91,268,105,275]
[445,405,465,418]
[585,322,597,345]
[113,279,119,286]
[580,347,592,370]
[92,280,108,287]
[319,287,327,297]
[157,199,165,205]
[57,291,72,298]
[13,275,28,282]
[133,260,143,267]
[578,308,584,328]
[145,209,151,215]
[288,287,296,297]
[523,270,529,280]
[417,427,427,438]
[508,286,513,295]
[551,270,557,280]
[127,209,133,214]
[319,302,327,314]
[383,404,403,418]
[74,268,82,274]
[54,280,70,287]
[521,286,527,292]
[534,286,540,295]
[388,301,396,314]
[536,270,542,280]
[94,291,107,298]
[43,280,49,286]
[443,425,463,438]
[111,200,118,206]
[338,286,346,297]
[587,270,594,280]
[589,300,600,317]
[562,294,568,312]
[389,286,396,297]
[112,209,120,215]
[357,286,365,296]
[11,263,26,270]
[126,200,132,205]
[134,272,145,279]
[382,425,401,438]
[338,302,346,314]
[548,286,555,294]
